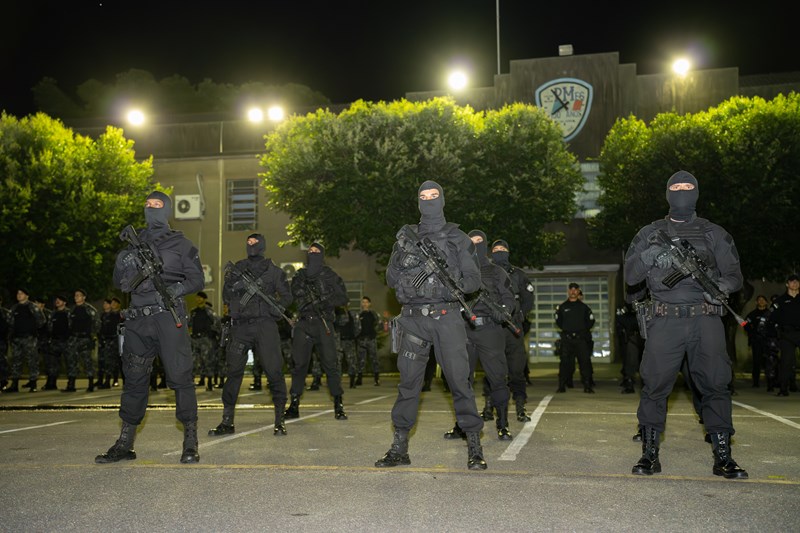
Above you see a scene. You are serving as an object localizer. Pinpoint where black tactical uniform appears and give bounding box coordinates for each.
[743,297,771,388]
[209,233,292,436]
[624,170,747,479]
[189,293,219,391]
[356,298,381,386]
[767,275,800,396]
[97,300,123,388]
[555,283,595,393]
[616,304,644,393]
[490,239,534,421]
[444,230,515,441]
[44,297,70,390]
[285,243,349,420]
[335,306,361,389]
[375,180,486,471]
[97,191,204,465]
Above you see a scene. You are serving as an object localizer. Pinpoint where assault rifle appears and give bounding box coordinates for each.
[650,230,747,326]
[120,225,183,328]
[304,279,331,335]
[224,261,294,326]
[473,286,522,336]
[398,225,477,324]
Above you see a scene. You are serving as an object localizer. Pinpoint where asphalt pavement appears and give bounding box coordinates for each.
[1,364,798,532]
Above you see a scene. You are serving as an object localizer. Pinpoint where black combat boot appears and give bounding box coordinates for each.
[149,374,158,392]
[496,403,513,441]
[196,376,205,387]
[443,422,467,440]
[632,425,643,442]
[208,414,235,436]
[355,373,363,386]
[249,377,262,391]
[206,379,213,392]
[515,398,531,422]
[180,421,200,464]
[480,396,494,421]
[157,375,167,389]
[374,372,380,386]
[3,379,19,393]
[101,375,111,389]
[95,422,137,463]
[583,380,595,394]
[349,373,356,389]
[307,376,321,391]
[43,376,58,391]
[375,428,411,467]
[632,426,661,475]
[274,403,287,436]
[217,377,225,389]
[86,378,95,392]
[556,378,567,393]
[710,432,748,479]
[334,395,348,420]
[26,379,38,392]
[621,378,635,394]
[94,373,105,388]
[284,394,300,419]
[465,431,487,470]
[61,377,76,393]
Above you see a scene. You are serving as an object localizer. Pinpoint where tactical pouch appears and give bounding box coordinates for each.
[390,316,401,354]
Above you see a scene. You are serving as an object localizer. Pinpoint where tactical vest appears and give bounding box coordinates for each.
[394,223,463,303]
[649,216,717,288]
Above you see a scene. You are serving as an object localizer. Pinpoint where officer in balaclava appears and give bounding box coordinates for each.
[624,171,747,480]
[442,229,515,442]
[210,233,292,437]
[377,180,487,471]
[284,241,349,421]
[490,238,534,422]
[98,191,205,465]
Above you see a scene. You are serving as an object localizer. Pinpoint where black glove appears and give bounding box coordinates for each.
[640,244,672,269]
[166,282,185,299]
[397,250,423,269]
[490,306,506,324]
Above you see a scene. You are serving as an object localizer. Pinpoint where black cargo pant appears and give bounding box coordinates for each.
[289,316,343,398]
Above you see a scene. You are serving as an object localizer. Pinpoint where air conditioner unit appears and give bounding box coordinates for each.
[174,194,202,220]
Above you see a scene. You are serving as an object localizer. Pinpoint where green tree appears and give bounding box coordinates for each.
[260,97,582,268]
[589,93,800,282]
[0,112,157,300]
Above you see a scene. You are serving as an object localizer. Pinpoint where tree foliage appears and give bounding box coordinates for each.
[0,112,157,301]
[32,69,331,120]
[588,93,800,282]
[260,97,583,268]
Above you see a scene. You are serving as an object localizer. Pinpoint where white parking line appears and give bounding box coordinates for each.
[498,394,553,461]
[732,400,800,430]
[0,420,76,434]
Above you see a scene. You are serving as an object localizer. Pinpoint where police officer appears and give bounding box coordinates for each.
[625,170,747,479]
[490,239,534,421]
[375,180,486,470]
[3,289,45,393]
[284,242,349,420]
[356,296,381,386]
[555,283,595,393]
[96,298,122,389]
[64,289,99,392]
[44,295,70,390]
[616,303,644,394]
[188,291,219,390]
[444,229,515,441]
[32,296,51,392]
[744,295,771,388]
[209,233,292,436]
[96,191,204,464]
[334,304,361,389]
[767,274,800,397]
[0,294,10,391]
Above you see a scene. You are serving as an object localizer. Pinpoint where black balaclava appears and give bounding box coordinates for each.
[491,239,510,266]
[418,180,446,234]
[145,191,171,234]
[307,242,325,276]
[468,230,489,265]
[666,170,699,222]
[246,233,266,258]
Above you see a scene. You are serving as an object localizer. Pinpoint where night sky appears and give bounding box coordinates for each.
[3,1,797,118]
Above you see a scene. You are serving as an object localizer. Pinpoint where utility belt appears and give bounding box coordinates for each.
[561,331,587,340]
[651,301,723,318]
[231,316,268,326]
[401,302,461,318]
[122,304,166,320]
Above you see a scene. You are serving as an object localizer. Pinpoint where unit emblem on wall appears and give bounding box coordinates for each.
[535,78,593,141]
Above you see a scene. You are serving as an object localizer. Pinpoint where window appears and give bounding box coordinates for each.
[526,276,611,363]
[344,281,364,309]
[227,179,258,231]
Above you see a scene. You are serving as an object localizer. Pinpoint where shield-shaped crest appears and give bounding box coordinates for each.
[534,78,593,141]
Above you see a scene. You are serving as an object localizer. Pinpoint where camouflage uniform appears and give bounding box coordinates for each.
[66,302,100,382]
